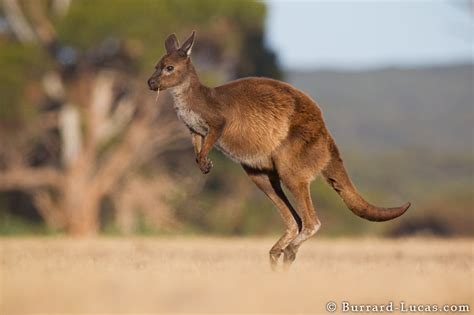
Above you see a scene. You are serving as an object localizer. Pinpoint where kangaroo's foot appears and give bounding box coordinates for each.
[283,243,298,269]
[269,248,283,271]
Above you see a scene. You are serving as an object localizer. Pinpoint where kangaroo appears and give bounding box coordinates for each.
[147,31,410,269]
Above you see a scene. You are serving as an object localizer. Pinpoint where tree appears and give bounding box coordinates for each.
[0,0,189,235]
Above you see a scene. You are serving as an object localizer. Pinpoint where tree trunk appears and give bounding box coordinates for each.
[59,155,101,236]
[61,185,101,236]
[64,200,100,236]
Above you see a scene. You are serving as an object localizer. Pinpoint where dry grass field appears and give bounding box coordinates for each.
[1,237,472,314]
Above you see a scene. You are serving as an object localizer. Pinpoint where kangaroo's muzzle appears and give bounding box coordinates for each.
[147,78,159,91]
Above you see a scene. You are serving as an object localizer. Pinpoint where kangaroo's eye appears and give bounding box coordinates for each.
[166,65,174,72]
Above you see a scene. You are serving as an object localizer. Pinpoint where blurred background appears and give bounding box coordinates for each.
[0,0,472,237]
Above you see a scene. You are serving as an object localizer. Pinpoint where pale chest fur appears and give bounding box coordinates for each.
[169,86,209,136]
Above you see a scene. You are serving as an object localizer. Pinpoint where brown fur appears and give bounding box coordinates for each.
[148,31,410,269]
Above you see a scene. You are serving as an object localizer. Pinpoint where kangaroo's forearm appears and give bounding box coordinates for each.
[194,127,222,174]
[191,132,203,157]
[198,127,221,161]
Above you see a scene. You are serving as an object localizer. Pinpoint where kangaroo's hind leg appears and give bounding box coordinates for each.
[242,165,302,270]
[279,176,321,267]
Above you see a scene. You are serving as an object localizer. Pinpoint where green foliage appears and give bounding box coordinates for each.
[235,31,283,80]
[0,43,48,126]
[55,0,266,71]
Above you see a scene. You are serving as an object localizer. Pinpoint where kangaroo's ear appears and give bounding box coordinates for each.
[179,31,195,57]
[165,33,179,53]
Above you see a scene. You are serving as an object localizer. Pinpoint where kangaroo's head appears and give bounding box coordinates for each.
[147,31,196,91]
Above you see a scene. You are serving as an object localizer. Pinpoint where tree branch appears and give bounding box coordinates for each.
[91,96,177,196]
[25,0,57,46]
[0,167,62,190]
[2,0,37,43]
[31,189,64,229]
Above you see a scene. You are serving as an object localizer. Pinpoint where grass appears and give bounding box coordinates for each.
[1,237,472,314]
[0,213,53,236]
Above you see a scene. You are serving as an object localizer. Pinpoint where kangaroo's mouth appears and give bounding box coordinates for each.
[147,78,160,91]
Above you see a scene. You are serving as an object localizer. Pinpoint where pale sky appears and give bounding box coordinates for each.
[265,0,473,70]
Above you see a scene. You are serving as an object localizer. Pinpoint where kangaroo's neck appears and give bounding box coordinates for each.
[168,64,213,136]
[168,64,210,109]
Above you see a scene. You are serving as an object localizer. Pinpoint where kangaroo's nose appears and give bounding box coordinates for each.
[148,78,157,90]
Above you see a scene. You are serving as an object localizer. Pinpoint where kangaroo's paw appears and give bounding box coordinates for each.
[199,158,213,174]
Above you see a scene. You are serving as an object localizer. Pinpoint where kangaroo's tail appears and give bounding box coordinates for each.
[321,140,410,222]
